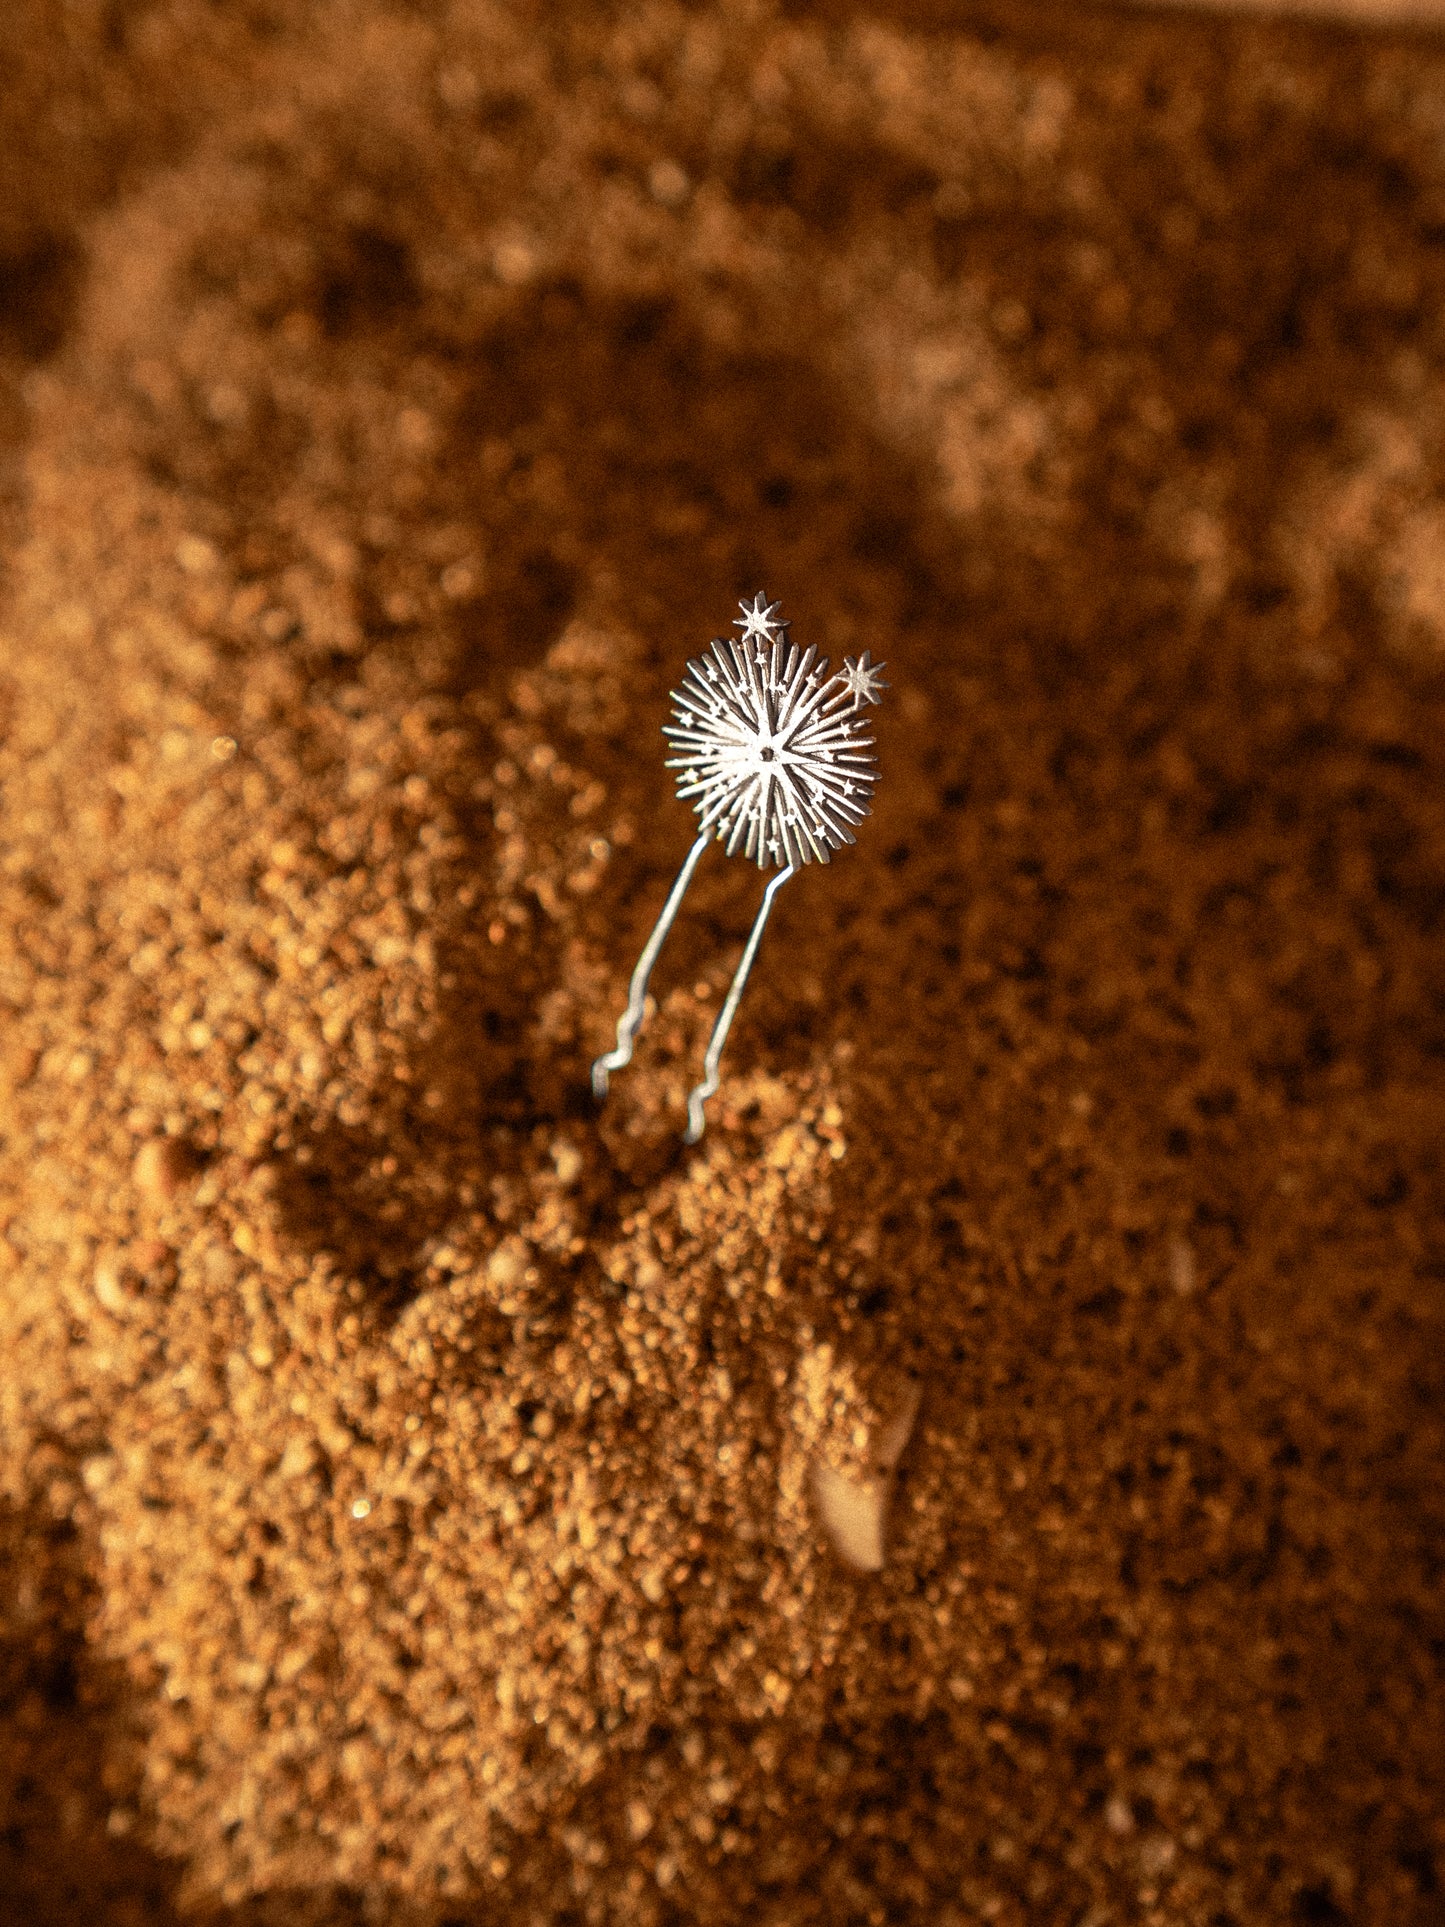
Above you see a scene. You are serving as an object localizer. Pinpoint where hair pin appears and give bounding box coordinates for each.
[593,593,887,1141]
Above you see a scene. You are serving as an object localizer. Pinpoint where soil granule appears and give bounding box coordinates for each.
[0,3,1442,1924]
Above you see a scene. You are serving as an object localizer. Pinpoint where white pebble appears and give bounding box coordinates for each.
[1168,1235,1196,1296]
[811,1380,921,1572]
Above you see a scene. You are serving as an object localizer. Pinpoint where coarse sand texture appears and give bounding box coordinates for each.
[0,3,1442,1924]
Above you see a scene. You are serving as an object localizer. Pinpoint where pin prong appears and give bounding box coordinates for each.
[684,863,797,1143]
[592,831,711,1099]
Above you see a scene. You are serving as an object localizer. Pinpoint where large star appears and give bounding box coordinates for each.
[839,650,889,710]
[733,592,788,649]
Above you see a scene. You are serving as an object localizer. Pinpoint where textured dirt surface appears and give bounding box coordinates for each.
[1143,2,1445,23]
[1,3,1443,1924]
[1144,0,1445,23]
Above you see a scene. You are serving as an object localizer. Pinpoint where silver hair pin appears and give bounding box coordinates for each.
[593,593,887,1141]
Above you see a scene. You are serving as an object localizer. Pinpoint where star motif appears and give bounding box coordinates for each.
[734,592,788,649]
[839,650,889,711]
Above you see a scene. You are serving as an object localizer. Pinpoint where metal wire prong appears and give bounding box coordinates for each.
[592,831,711,1099]
[684,862,797,1143]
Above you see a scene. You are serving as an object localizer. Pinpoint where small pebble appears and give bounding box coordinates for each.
[551,1140,583,1187]
[812,1381,921,1572]
[812,1464,888,1572]
[93,1257,132,1316]
[648,158,690,208]
[1169,1235,1196,1296]
[133,1135,201,1201]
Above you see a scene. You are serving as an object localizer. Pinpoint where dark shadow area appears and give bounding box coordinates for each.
[0,232,84,366]
[0,1488,493,1926]
[251,260,957,1316]
[0,1483,181,1926]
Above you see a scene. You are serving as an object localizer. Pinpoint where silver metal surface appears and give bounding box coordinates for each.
[664,596,886,870]
[684,861,797,1142]
[592,594,887,1138]
[591,830,710,1100]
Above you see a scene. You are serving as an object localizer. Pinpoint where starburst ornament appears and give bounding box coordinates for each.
[593,594,888,1141]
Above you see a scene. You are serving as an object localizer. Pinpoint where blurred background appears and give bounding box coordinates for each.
[0,3,1442,1925]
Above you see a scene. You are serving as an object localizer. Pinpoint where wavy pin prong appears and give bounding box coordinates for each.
[591,831,709,1099]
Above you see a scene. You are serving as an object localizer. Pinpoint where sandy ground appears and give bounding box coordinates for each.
[0,2,1442,1924]
[1139,0,1445,25]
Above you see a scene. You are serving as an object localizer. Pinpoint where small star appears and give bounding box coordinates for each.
[705,663,719,682]
[839,650,889,710]
[735,592,788,648]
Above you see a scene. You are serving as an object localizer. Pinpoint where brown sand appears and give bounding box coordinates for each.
[1,2,1443,1923]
